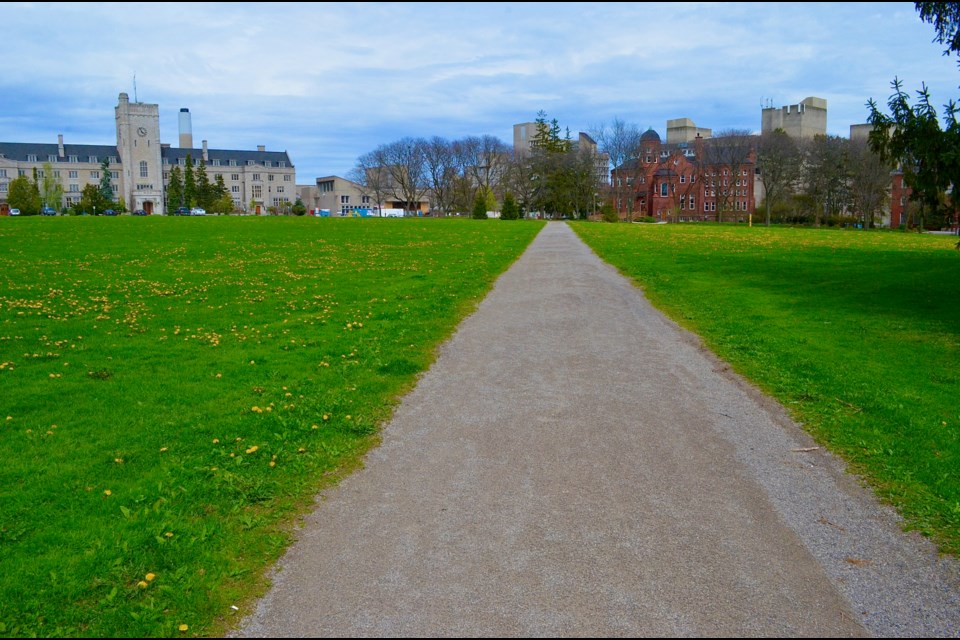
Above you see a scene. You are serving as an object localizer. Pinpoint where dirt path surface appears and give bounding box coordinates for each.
[235,222,960,637]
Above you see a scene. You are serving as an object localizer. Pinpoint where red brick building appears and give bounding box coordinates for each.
[610,129,757,222]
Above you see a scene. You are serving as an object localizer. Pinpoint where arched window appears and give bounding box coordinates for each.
[139,161,148,178]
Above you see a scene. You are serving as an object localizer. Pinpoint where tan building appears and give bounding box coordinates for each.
[302,175,373,215]
[761,96,827,139]
[666,118,712,144]
[0,92,295,214]
[513,122,539,158]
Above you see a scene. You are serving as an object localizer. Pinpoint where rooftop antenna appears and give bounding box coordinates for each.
[133,73,138,103]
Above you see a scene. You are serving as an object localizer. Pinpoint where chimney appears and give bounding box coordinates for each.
[202,139,208,164]
[257,145,265,152]
[58,134,65,158]
[178,108,193,149]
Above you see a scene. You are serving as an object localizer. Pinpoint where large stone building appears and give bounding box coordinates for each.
[761,96,827,139]
[0,93,294,214]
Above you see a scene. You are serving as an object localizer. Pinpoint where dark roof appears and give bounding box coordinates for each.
[640,129,661,142]
[0,142,118,162]
[161,147,293,167]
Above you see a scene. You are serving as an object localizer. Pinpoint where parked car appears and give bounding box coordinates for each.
[41,207,57,216]
[102,209,118,216]
[190,207,206,216]
[175,207,190,216]
[132,209,148,216]
[9,208,20,216]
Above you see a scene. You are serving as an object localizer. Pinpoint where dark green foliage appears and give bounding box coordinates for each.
[600,203,619,223]
[7,175,41,215]
[98,157,113,203]
[292,198,307,216]
[471,193,488,219]
[500,193,519,220]
[166,166,184,214]
[183,155,197,208]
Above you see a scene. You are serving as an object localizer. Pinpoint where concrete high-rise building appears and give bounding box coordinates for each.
[761,97,827,139]
[513,122,538,157]
[666,118,712,144]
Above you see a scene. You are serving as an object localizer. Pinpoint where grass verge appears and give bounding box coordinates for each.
[0,215,544,637]
[573,223,960,556]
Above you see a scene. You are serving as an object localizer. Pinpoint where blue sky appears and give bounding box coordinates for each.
[1,2,956,181]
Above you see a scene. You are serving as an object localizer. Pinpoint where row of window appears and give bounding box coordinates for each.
[2,168,120,180]
[339,195,372,204]
[19,154,117,164]
[163,158,287,168]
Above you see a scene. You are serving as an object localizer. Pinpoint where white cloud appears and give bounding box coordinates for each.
[1,2,957,179]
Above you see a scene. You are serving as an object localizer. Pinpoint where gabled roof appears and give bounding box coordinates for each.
[161,147,292,166]
[0,142,118,162]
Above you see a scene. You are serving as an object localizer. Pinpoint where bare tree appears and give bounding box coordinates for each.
[757,129,801,225]
[349,147,391,214]
[381,137,429,215]
[460,135,510,204]
[847,138,893,229]
[702,129,755,222]
[803,134,849,227]
[591,118,641,220]
[502,151,538,217]
[422,136,458,216]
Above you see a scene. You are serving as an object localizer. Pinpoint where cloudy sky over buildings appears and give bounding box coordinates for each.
[1,2,957,180]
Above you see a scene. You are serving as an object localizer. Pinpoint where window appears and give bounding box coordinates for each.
[139,161,148,178]
[689,196,695,210]
[69,155,78,163]
[318,180,334,193]
[18,169,26,177]
[109,156,117,164]
[111,171,118,179]
[341,206,350,215]
[231,174,240,181]
[69,184,80,192]
[723,169,728,176]
[626,177,634,186]
[252,185,262,199]
[69,170,79,179]
[268,174,274,182]
[680,174,686,184]
[616,178,622,187]
[659,183,668,197]
[711,202,716,211]
[341,195,350,204]
[277,186,284,193]
[0,183,6,193]
[252,173,261,182]
[279,161,286,168]
[264,161,272,168]
[0,169,6,178]
[89,156,98,163]
[246,160,254,166]
[53,170,60,179]
[178,158,186,166]
[680,195,686,210]
[162,158,170,165]
[164,172,169,181]
[229,159,237,167]
[284,175,291,182]
[48,155,57,162]
[362,195,370,204]
[232,185,240,193]
[704,201,709,212]
[91,171,99,179]
[212,159,221,166]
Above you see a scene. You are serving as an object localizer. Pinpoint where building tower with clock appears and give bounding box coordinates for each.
[115,92,164,215]
[0,92,295,215]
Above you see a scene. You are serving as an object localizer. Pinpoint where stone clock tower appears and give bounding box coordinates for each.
[115,92,164,214]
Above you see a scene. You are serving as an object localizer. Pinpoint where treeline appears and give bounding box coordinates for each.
[350,111,607,218]
[165,154,234,215]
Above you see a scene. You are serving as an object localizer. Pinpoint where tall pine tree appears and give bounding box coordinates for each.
[167,165,184,214]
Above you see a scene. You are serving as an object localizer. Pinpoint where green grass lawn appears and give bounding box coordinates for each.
[0,215,544,637]
[573,222,960,556]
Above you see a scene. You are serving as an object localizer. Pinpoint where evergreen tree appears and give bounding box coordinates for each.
[292,198,307,216]
[167,166,184,214]
[99,157,114,204]
[471,192,489,219]
[500,192,519,220]
[195,160,212,210]
[183,155,197,208]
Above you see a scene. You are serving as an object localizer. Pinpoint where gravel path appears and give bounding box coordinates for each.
[235,222,960,637]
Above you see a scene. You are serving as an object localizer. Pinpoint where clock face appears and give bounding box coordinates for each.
[137,126,147,137]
